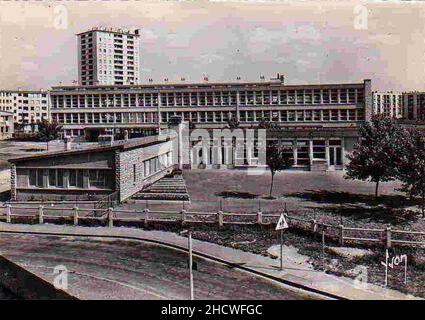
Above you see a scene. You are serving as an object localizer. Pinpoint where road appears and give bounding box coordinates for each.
[0,234,313,300]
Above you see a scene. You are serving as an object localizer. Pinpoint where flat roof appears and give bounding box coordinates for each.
[0,111,13,116]
[8,134,174,163]
[51,80,368,93]
[0,89,48,94]
[76,27,140,37]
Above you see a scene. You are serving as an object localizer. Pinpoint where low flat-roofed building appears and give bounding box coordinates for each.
[0,111,14,140]
[8,134,175,202]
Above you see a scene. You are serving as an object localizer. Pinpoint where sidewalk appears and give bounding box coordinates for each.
[0,222,419,300]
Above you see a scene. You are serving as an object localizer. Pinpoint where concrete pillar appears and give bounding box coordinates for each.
[144,208,149,227]
[38,205,44,224]
[180,209,186,224]
[6,204,11,223]
[310,219,317,233]
[108,207,114,227]
[364,79,373,121]
[257,211,263,225]
[325,140,330,167]
[293,139,298,166]
[217,210,224,227]
[73,207,79,226]
[64,137,72,151]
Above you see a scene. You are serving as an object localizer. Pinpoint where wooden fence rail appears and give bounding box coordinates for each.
[1,204,425,248]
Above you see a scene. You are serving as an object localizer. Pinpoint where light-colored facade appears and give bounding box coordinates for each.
[0,90,50,124]
[77,27,140,86]
[372,91,403,118]
[0,111,14,139]
[402,92,425,121]
[49,79,372,171]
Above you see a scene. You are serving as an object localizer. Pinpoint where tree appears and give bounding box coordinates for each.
[396,128,425,217]
[266,141,292,198]
[227,117,239,129]
[36,119,63,142]
[345,115,406,198]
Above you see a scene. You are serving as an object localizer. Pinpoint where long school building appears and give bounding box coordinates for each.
[49,79,372,171]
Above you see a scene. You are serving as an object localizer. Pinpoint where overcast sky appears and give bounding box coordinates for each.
[0,0,424,91]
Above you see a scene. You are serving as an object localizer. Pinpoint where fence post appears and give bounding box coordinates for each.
[73,207,79,226]
[310,219,317,233]
[339,224,344,246]
[6,204,11,223]
[257,211,263,225]
[144,208,150,227]
[217,210,224,227]
[181,209,186,225]
[108,207,113,227]
[38,205,44,224]
[386,226,392,249]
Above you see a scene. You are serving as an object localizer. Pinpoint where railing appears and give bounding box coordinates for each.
[93,191,120,216]
[1,204,425,248]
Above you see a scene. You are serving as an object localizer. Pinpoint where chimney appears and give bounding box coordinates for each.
[64,137,72,151]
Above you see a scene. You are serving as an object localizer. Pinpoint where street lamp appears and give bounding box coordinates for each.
[180,229,194,300]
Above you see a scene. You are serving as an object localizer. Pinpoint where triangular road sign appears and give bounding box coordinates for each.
[276,213,289,231]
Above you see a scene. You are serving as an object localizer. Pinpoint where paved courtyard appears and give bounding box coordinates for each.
[120,169,404,217]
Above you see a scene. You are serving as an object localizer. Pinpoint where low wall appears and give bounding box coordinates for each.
[0,254,76,299]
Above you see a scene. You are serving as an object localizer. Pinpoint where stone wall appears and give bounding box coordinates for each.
[117,140,175,202]
[10,165,16,201]
[364,79,373,121]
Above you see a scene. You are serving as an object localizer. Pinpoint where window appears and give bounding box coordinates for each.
[49,170,56,186]
[89,170,107,188]
[37,169,44,187]
[69,170,77,187]
[28,169,44,187]
[29,169,37,186]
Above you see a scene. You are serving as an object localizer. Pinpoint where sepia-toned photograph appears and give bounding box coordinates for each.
[0,0,424,309]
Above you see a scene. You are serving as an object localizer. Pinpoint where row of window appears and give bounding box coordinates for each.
[51,88,364,109]
[52,108,364,124]
[191,139,343,167]
[135,152,173,181]
[27,169,112,189]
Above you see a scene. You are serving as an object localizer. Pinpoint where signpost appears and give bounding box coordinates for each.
[188,231,194,300]
[181,229,195,300]
[381,249,408,287]
[276,213,289,271]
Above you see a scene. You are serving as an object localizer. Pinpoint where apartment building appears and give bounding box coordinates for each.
[49,78,372,171]
[402,92,425,121]
[0,90,49,124]
[372,91,403,118]
[77,27,140,86]
[0,111,14,140]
